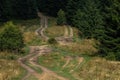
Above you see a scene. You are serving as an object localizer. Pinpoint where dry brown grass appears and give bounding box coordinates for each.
[0,52,25,80]
[57,39,98,55]
[45,26,65,38]
[72,27,79,38]
[0,59,22,80]
[75,57,120,80]
[23,32,36,43]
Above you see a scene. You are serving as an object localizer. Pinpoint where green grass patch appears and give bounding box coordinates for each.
[48,17,57,27]
[11,68,27,80]
[38,47,91,80]
[25,61,42,74]
[27,37,42,46]
[38,52,76,80]
[26,75,38,80]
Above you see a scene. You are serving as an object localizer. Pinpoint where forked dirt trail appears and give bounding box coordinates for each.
[18,12,83,80]
[18,12,69,80]
[18,47,42,80]
[18,45,68,80]
[28,46,68,80]
[36,12,74,44]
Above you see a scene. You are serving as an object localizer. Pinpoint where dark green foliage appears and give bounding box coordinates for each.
[66,0,83,25]
[57,9,66,25]
[0,22,24,52]
[98,0,120,60]
[105,52,116,61]
[0,0,9,21]
[12,0,37,19]
[72,0,104,38]
[0,0,37,21]
[37,0,68,16]
[0,0,67,20]
[48,38,57,44]
[66,0,120,60]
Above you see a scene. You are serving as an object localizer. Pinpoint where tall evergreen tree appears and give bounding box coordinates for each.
[57,9,66,25]
[73,0,103,38]
[66,0,79,25]
[99,0,120,60]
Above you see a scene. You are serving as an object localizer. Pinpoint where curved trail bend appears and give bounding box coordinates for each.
[55,25,74,45]
[28,46,68,80]
[18,45,68,80]
[36,12,74,44]
[35,12,49,41]
[18,46,42,80]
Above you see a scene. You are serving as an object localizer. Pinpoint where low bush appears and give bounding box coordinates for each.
[48,38,57,44]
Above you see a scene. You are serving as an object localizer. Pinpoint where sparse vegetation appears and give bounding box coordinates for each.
[78,57,120,80]
[38,49,90,80]
[0,52,26,80]
[45,25,65,38]
[54,39,98,56]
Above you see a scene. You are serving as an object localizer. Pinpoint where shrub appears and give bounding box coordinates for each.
[106,52,116,61]
[0,21,24,53]
[48,38,57,44]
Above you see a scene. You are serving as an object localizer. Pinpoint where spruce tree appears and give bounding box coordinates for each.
[73,0,103,38]
[66,0,79,25]
[99,0,120,60]
[57,9,66,25]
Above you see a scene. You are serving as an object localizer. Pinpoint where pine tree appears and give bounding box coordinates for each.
[73,0,103,38]
[57,9,66,25]
[66,0,79,25]
[99,0,120,60]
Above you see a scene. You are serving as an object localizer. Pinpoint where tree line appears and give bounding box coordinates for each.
[40,0,120,60]
[0,0,37,21]
[42,0,120,60]
[0,0,120,60]
[0,0,67,21]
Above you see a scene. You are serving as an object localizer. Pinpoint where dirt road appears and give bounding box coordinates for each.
[35,12,49,41]
[18,45,68,80]
[18,12,76,80]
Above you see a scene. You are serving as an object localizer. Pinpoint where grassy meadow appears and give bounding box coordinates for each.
[0,17,120,80]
